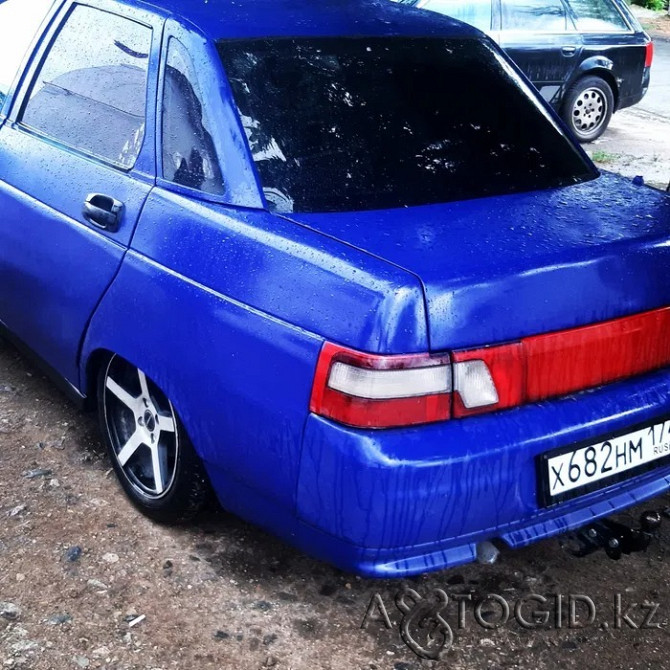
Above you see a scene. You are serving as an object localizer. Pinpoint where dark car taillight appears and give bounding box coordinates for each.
[310,307,670,429]
[645,41,654,68]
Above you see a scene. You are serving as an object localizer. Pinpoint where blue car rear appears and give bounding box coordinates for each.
[0,0,669,577]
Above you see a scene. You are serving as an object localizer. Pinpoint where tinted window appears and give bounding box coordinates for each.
[21,5,151,169]
[0,0,53,109]
[162,38,223,194]
[418,0,492,32]
[502,0,568,31]
[219,38,593,214]
[567,0,628,31]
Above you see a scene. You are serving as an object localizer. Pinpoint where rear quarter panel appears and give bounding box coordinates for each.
[81,250,323,510]
[81,189,428,510]
[577,35,648,109]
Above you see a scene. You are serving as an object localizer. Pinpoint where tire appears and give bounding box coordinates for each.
[97,354,208,523]
[561,75,614,143]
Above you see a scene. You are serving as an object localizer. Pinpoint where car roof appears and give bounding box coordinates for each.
[125,0,479,41]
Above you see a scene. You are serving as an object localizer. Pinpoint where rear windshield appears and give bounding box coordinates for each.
[218,37,594,214]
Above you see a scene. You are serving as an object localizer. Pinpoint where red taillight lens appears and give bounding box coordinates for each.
[311,307,670,429]
[523,307,670,401]
[309,343,451,428]
[645,41,654,68]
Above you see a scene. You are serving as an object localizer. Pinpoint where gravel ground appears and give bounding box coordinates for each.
[2,333,670,669]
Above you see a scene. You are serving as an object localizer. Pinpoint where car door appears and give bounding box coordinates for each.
[566,0,647,107]
[498,0,584,106]
[0,0,162,388]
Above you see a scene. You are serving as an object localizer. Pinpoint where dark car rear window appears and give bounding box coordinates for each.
[218,37,595,214]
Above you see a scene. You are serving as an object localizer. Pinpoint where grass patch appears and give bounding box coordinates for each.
[631,0,667,11]
[590,150,621,164]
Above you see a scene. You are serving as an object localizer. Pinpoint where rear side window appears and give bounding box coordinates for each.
[162,37,224,194]
[567,0,629,31]
[20,5,152,169]
[0,0,53,109]
[418,0,492,32]
[502,0,569,31]
[219,38,594,214]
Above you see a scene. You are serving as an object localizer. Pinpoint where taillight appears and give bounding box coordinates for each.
[645,41,654,68]
[309,343,451,428]
[310,306,670,429]
[451,343,523,418]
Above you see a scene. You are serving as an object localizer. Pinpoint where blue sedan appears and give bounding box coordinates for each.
[1,0,669,577]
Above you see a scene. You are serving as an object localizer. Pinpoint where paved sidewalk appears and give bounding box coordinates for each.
[586,108,670,191]
[640,33,670,119]
[586,34,670,192]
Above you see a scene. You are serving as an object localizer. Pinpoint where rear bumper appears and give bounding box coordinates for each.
[296,368,670,576]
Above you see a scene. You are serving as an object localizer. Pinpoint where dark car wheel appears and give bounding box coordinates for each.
[561,76,614,143]
[98,354,209,523]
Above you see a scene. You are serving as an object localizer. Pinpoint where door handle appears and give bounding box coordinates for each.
[83,193,124,232]
[562,46,578,57]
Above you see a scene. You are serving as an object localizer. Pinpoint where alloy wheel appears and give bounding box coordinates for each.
[102,357,179,499]
[572,87,608,137]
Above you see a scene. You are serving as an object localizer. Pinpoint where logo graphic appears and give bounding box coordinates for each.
[395,587,454,661]
[362,588,662,661]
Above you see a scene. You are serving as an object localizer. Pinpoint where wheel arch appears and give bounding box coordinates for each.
[80,343,180,423]
[569,65,620,110]
[78,254,324,515]
[82,347,115,410]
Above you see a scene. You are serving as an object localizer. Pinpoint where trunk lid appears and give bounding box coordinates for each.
[284,173,670,352]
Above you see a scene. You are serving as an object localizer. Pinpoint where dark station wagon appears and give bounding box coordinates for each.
[393,0,654,141]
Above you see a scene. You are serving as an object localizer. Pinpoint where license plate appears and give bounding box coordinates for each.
[538,417,670,506]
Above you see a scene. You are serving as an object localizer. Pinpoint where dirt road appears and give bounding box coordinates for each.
[2,332,670,670]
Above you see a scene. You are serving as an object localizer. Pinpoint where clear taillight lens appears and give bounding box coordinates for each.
[328,361,451,400]
[452,360,499,409]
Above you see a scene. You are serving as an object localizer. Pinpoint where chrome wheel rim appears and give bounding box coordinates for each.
[572,87,608,137]
[103,357,179,499]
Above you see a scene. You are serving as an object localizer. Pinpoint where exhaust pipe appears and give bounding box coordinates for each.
[476,540,500,565]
